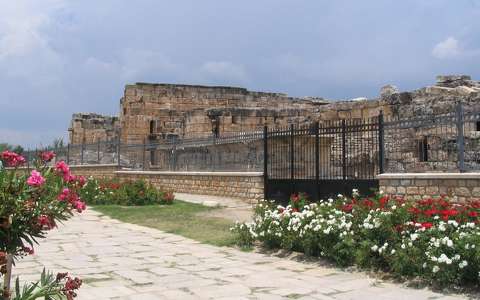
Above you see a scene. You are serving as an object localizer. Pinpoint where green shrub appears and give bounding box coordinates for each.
[231,192,480,288]
[80,177,174,206]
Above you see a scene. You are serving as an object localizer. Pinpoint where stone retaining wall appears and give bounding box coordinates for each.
[115,171,263,203]
[69,164,119,179]
[378,173,480,202]
[62,165,263,202]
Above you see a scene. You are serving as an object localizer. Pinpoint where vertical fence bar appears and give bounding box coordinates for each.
[314,121,320,201]
[290,124,295,195]
[172,138,177,171]
[26,151,30,172]
[142,138,146,171]
[66,144,70,164]
[456,102,465,172]
[97,140,101,164]
[80,143,84,165]
[117,136,121,168]
[378,111,385,174]
[263,126,268,200]
[341,120,347,181]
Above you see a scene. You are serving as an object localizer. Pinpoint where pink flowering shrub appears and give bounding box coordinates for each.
[0,151,84,299]
[232,191,480,289]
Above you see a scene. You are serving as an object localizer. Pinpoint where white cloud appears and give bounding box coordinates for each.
[201,61,248,83]
[0,0,66,83]
[432,37,461,59]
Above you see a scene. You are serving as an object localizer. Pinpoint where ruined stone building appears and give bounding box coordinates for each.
[67,75,480,173]
[69,75,480,145]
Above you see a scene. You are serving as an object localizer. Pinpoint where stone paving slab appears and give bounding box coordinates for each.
[12,210,470,300]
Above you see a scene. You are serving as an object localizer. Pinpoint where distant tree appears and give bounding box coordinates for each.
[52,138,65,149]
[0,143,24,154]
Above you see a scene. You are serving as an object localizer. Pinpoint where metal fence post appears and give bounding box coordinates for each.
[290,124,295,195]
[263,126,268,200]
[117,136,121,168]
[172,139,177,171]
[456,102,466,172]
[142,138,146,171]
[378,112,385,174]
[81,142,84,165]
[314,121,320,201]
[341,120,347,180]
[66,144,70,165]
[26,151,30,172]
[97,140,101,164]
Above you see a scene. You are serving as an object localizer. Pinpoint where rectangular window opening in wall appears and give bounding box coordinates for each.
[232,116,240,125]
[150,150,156,165]
[476,121,480,131]
[417,136,429,162]
[149,120,156,134]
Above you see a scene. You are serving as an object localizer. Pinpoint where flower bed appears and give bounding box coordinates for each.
[232,191,480,288]
[80,177,174,206]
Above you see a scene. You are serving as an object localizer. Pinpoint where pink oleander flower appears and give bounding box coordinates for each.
[1,150,26,167]
[37,215,56,230]
[76,176,86,187]
[73,200,86,213]
[58,188,70,201]
[27,170,46,187]
[40,151,56,162]
[55,161,71,181]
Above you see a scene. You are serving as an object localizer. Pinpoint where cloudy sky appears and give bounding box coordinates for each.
[1,0,480,147]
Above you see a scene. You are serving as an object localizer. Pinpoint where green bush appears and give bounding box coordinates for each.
[232,192,480,288]
[80,177,174,206]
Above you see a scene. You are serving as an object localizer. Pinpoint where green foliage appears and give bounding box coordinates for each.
[79,178,173,206]
[0,151,84,299]
[232,193,480,288]
[0,144,23,155]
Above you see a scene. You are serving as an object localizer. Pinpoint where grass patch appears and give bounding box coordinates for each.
[93,201,236,247]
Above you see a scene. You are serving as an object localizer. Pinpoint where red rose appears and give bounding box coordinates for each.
[421,222,433,229]
[342,204,353,213]
[468,211,478,218]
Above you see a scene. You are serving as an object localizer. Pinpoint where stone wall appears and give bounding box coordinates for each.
[70,75,480,145]
[378,173,480,202]
[69,113,119,144]
[114,171,263,203]
[63,165,264,202]
[69,164,119,179]
[119,83,329,144]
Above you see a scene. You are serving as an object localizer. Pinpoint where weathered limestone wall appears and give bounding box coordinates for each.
[69,164,119,179]
[69,113,119,144]
[115,171,263,203]
[378,173,480,202]
[63,165,264,202]
[120,83,328,144]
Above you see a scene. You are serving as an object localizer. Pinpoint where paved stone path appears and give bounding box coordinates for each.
[13,210,468,300]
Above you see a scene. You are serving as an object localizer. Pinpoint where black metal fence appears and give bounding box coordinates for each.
[22,103,480,198]
[23,131,265,172]
[264,118,382,203]
[383,103,480,173]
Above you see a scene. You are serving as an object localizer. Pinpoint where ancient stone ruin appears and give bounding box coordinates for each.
[69,75,480,145]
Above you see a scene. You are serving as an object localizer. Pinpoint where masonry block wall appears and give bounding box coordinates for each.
[115,171,263,203]
[69,164,119,179]
[378,173,480,202]
[64,165,264,203]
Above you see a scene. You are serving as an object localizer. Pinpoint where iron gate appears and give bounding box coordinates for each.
[264,117,383,204]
